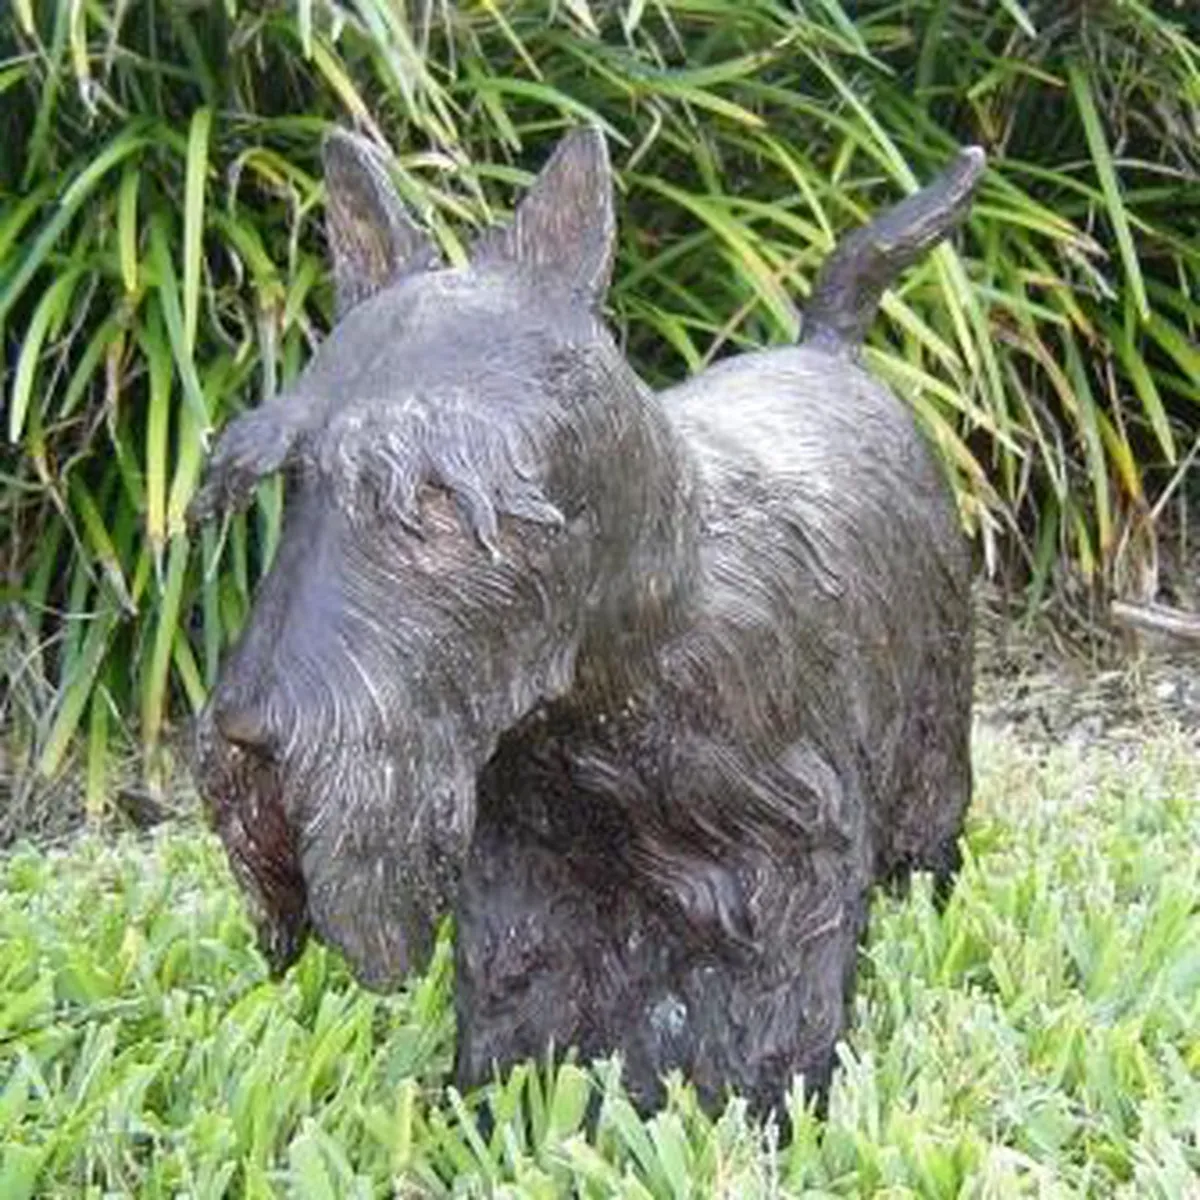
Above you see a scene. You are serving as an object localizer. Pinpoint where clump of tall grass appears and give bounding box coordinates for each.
[2,1,1197,806]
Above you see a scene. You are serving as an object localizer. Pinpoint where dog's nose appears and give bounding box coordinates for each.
[213,696,272,752]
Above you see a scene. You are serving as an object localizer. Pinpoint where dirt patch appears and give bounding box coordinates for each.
[973,584,1200,752]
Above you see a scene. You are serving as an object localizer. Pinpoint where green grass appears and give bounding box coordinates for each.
[2,729,1197,1197]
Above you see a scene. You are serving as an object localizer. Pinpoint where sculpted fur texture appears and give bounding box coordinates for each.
[190,127,980,1115]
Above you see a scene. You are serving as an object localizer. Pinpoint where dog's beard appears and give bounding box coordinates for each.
[196,725,311,975]
[292,744,474,988]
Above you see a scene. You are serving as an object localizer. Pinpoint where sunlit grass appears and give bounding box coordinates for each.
[2,728,1197,1196]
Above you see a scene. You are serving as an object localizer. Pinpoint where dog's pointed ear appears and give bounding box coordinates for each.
[322,129,440,318]
[473,127,615,309]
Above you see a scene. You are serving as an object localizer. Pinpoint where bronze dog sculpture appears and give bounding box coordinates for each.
[190,127,980,1114]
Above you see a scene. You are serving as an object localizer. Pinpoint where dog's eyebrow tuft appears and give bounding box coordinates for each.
[307,394,564,550]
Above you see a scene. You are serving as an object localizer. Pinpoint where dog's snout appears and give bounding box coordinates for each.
[213,694,273,752]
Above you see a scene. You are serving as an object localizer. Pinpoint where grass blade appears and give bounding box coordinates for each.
[38,597,119,778]
[1068,64,1149,321]
[148,214,210,438]
[183,106,212,356]
[141,532,189,758]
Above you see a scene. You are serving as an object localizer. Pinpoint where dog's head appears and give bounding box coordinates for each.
[189,127,693,986]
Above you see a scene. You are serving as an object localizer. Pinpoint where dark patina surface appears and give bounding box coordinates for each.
[190,128,981,1115]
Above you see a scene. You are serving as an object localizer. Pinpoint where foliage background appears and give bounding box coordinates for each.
[2,0,1198,813]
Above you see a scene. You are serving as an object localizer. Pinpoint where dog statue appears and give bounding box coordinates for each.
[190,127,980,1114]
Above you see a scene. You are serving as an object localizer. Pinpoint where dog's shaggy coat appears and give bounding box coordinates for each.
[191,128,980,1114]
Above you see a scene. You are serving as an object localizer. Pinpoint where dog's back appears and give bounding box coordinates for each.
[666,341,973,890]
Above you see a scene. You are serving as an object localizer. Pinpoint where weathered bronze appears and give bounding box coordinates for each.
[190,128,981,1115]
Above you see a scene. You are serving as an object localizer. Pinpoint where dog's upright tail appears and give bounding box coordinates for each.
[800,147,986,354]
